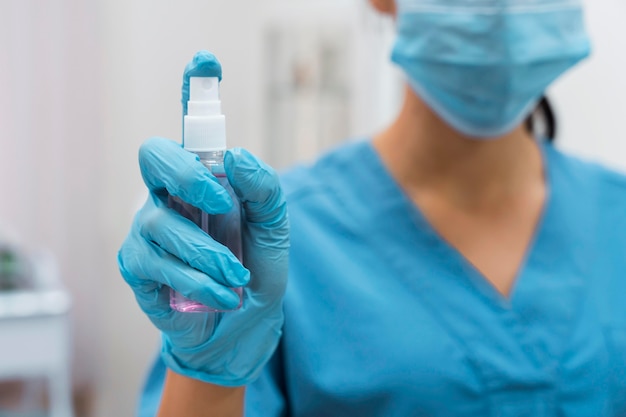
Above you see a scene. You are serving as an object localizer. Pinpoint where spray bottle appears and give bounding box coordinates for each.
[168,76,243,313]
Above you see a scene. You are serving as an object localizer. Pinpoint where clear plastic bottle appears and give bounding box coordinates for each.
[169,77,243,313]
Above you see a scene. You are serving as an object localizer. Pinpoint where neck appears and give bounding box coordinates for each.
[373,86,545,209]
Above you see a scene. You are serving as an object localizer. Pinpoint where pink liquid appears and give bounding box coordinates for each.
[169,287,243,312]
[168,174,243,313]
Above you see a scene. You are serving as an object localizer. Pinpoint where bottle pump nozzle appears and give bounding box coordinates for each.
[184,77,226,152]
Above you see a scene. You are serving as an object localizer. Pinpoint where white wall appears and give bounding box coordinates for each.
[550,0,626,172]
[0,0,102,391]
[1,0,625,416]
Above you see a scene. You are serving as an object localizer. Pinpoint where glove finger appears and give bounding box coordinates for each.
[138,137,232,214]
[182,50,222,116]
[137,193,249,288]
[224,148,289,298]
[118,229,242,312]
[224,148,288,228]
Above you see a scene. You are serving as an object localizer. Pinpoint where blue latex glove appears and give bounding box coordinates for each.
[118,51,289,386]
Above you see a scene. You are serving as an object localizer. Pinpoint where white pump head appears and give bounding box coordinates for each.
[184,77,226,152]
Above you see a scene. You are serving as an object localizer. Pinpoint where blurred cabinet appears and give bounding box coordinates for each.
[260,0,403,168]
[0,253,73,417]
[265,24,352,168]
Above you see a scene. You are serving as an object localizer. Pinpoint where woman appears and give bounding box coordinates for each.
[118,0,626,415]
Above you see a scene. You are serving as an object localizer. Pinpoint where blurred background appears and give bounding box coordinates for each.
[0,0,625,416]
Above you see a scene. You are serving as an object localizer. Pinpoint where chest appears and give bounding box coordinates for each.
[283,217,626,417]
[411,187,546,297]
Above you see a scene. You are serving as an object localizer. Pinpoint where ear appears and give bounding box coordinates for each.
[369,0,396,15]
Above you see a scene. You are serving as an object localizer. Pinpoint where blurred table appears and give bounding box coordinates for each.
[0,253,73,417]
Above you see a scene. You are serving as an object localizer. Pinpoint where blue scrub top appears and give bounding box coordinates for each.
[139,140,626,417]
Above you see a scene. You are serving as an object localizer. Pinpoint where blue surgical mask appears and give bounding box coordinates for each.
[391,0,591,138]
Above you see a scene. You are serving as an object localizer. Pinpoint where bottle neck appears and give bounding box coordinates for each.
[194,150,225,175]
[194,150,225,166]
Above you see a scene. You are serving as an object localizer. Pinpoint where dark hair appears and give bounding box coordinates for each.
[525,96,556,143]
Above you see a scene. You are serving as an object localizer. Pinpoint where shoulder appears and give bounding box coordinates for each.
[546,145,626,233]
[279,139,371,206]
[545,144,626,195]
[277,139,377,246]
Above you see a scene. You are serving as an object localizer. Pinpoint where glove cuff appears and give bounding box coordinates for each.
[160,325,283,387]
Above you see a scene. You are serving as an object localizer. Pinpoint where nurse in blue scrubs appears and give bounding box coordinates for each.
[118,0,626,415]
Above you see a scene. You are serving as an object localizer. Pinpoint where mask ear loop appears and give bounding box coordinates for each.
[526,96,557,143]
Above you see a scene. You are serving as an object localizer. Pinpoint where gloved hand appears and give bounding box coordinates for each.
[117,52,289,387]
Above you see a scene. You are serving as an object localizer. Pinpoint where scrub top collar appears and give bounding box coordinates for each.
[322,139,592,396]
[339,139,588,305]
